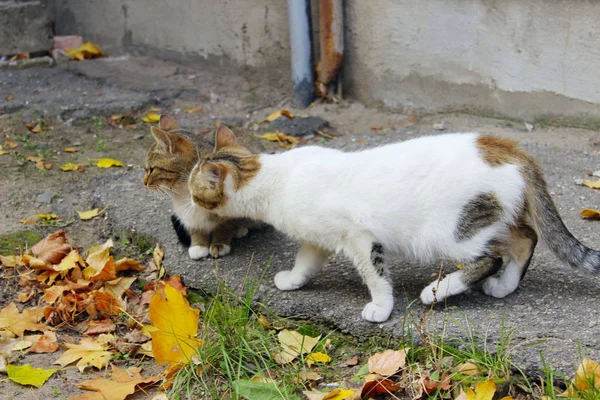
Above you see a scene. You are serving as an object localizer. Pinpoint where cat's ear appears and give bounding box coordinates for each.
[201,162,225,188]
[150,127,175,153]
[158,115,180,132]
[215,125,239,151]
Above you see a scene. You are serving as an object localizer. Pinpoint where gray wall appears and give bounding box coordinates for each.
[50,0,600,121]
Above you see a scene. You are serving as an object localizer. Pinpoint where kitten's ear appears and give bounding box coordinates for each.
[201,162,225,188]
[151,126,175,153]
[215,125,239,151]
[158,115,180,132]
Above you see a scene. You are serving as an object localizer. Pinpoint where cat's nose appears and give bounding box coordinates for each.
[143,173,149,185]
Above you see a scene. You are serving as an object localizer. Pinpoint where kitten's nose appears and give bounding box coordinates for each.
[143,173,149,185]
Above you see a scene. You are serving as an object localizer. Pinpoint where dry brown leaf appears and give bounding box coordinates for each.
[72,365,159,400]
[114,258,144,272]
[53,335,113,372]
[368,348,409,376]
[371,125,383,131]
[92,290,123,315]
[31,230,71,264]
[341,355,359,367]
[273,330,320,364]
[581,208,600,220]
[86,319,116,335]
[29,331,59,353]
[457,361,480,376]
[0,303,48,336]
[361,379,402,397]
[42,279,90,304]
[3,141,17,149]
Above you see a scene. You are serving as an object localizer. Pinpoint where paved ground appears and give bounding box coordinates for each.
[1,55,600,381]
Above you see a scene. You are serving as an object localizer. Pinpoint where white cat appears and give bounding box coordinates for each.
[187,126,600,322]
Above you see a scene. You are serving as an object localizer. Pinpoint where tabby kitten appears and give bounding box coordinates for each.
[187,126,600,323]
[143,116,250,259]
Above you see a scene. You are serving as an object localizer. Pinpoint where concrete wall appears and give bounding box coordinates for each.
[49,0,600,121]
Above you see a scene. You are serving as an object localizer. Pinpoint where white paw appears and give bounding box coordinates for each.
[420,283,438,305]
[361,302,393,322]
[482,277,513,298]
[188,246,209,260]
[274,270,305,291]
[210,243,231,258]
[234,227,249,239]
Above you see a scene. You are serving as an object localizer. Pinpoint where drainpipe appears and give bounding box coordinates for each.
[286,0,314,108]
[317,0,344,98]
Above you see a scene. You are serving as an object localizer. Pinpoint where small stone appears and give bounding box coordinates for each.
[433,122,446,131]
[210,91,219,104]
[525,123,534,132]
[188,75,196,80]
[37,192,55,204]
[574,179,584,186]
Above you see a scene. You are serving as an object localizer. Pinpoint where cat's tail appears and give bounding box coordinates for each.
[525,163,600,273]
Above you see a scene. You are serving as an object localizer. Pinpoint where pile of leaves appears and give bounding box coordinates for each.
[0,230,203,399]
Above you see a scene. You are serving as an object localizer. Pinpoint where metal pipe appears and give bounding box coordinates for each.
[317,0,344,98]
[286,0,314,108]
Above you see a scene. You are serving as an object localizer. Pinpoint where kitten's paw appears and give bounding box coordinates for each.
[234,227,249,239]
[188,246,209,260]
[419,283,439,305]
[210,243,231,258]
[361,302,393,323]
[274,270,305,291]
[482,277,513,298]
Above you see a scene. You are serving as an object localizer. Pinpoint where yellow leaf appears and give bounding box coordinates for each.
[29,123,43,133]
[255,131,299,149]
[0,149,8,155]
[581,208,600,220]
[53,250,84,272]
[0,303,48,336]
[465,379,496,400]
[583,179,600,189]
[561,359,600,398]
[368,348,409,376]
[77,205,109,221]
[307,351,332,366]
[64,147,78,153]
[36,213,60,222]
[53,336,113,372]
[83,239,116,281]
[97,158,124,168]
[65,42,105,61]
[26,156,43,162]
[72,365,159,400]
[273,330,320,364]
[184,106,203,114]
[153,244,165,279]
[457,361,480,376]
[142,111,161,123]
[265,109,294,122]
[4,140,18,149]
[60,162,80,171]
[323,388,355,400]
[149,284,203,365]
[6,364,56,388]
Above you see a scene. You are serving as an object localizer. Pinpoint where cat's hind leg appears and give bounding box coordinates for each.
[343,238,394,322]
[482,225,537,298]
[420,256,503,304]
[274,243,331,291]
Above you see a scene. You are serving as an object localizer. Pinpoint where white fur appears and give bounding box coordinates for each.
[194,133,527,322]
[172,194,218,233]
[188,245,209,259]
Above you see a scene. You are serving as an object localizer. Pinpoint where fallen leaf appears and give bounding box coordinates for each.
[29,331,59,353]
[64,147,78,153]
[255,131,299,149]
[0,255,23,267]
[581,209,600,220]
[341,355,359,367]
[26,156,43,162]
[17,287,36,303]
[92,290,123,314]
[149,284,202,365]
[361,379,402,397]
[457,361,480,376]
[583,179,600,190]
[60,162,81,171]
[53,250,85,273]
[265,109,294,122]
[184,106,203,114]
[0,303,48,336]
[142,111,161,123]
[77,205,109,221]
[371,125,383,131]
[6,364,56,388]
[153,244,165,280]
[27,123,43,133]
[273,330,320,364]
[66,42,105,61]
[368,348,409,376]
[4,141,18,149]
[106,277,137,299]
[86,319,117,335]
[97,158,124,168]
[234,379,288,400]
[53,336,113,372]
[115,258,144,272]
[84,239,116,281]
[466,379,496,400]
[422,373,451,394]
[307,351,331,366]
[561,359,600,398]
[42,279,90,304]
[323,388,355,400]
[7,95,13,100]
[298,371,322,382]
[31,230,71,264]
[72,365,159,400]
[408,115,416,123]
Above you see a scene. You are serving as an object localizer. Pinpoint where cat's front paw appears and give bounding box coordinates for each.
[210,243,231,258]
[481,277,513,298]
[188,246,209,260]
[361,302,393,322]
[234,227,249,239]
[274,270,305,291]
[419,284,438,305]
